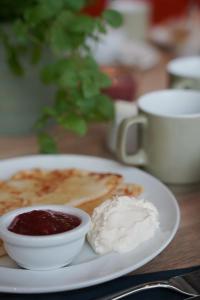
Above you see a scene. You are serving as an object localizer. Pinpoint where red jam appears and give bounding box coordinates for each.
[8,210,81,236]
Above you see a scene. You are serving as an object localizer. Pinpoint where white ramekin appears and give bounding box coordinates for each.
[0,205,91,270]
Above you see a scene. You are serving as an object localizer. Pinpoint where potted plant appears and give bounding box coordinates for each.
[0,0,122,152]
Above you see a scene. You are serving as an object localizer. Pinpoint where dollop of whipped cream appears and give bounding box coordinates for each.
[87,195,159,254]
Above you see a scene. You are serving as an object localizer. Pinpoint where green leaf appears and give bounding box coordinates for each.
[50,11,92,52]
[24,7,43,26]
[70,15,95,34]
[98,72,112,88]
[35,106,56,129]
[31,44,42,64]
[0,29,24,75]
[81,75,99,98]
[103,9,123,28]
[63,0,87,11]
[41,59,77,85]
[38,132,58,153]
[96,19,107,34]
[7,46,24,76]
[55,10,74,26]
[95,95,114,120]
[59,114,87,135]
[49,22,71,52]
[41,64,57,84]
[25,1,64,26]
[35,114,49,129]
[39,0,64,18]
[0,0,35,21]
[80,66,111,97]
[83,55,99,70]
[59,70,78,88]
[76,96,97,116]
[13,20,29,44]
[55,93,70,114]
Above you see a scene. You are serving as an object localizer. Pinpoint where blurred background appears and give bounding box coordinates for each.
[92,0,200,102]
[0,0,200,155]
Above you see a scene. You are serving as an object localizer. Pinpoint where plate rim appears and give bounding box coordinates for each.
[0,154,180,293]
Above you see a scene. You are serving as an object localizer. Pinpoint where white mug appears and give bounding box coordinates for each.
[107,100,138,154]
[117,89,200,184]
[167,56,200,90]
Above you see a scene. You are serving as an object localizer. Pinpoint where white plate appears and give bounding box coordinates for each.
[0,155,180,294]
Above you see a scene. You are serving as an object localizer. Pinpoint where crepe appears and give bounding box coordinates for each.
[0,168,143,257]
[77,183,143,215]
[2,169,122,206]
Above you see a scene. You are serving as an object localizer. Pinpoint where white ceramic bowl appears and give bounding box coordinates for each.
[0,205,91,270]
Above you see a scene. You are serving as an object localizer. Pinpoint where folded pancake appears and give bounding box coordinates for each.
[7,168,123,206]
[77,183,143,215]
[0,168,143,257]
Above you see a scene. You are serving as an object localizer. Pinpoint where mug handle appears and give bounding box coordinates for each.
[116,114,147,166]
[171,78,194,89]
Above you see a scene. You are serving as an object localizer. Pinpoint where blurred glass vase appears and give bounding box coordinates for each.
[0,46,53,135]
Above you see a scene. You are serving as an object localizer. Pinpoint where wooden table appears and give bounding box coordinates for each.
[0,53,200,275]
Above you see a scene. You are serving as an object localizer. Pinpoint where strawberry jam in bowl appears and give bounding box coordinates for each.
[8,209,81,236]
[0,205,91,270]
